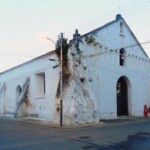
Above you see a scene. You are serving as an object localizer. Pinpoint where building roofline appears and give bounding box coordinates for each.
[122,20,149,58]
[81,20,117,38]
[0,50,56,75]
[74,14,148,58]
[80,14,122,38]
[70,14,122,43]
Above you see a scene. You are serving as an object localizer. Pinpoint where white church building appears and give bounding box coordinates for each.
[0,14,150,126]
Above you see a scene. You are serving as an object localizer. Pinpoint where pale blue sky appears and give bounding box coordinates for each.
[0,0,150,71]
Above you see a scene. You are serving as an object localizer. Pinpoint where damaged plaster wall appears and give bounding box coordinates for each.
[54,38,99,126]
[14,77,31,118]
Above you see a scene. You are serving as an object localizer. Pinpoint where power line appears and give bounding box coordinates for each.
[0,64,59,83]
[0,0,150,69]
[48,40,150,64]
[1,38,149,61]
[9,0,149,55]
[1,37,149,78]
[82,41,150,60]
[0,50,59,63]
[1,40,150,84]
[123,2,150,17]
[0,38,149,60]
[63,0,150,39]
[42,0,150,48]
[1,1,150,87]
[64,0,140,33]
[114,41,150,51]
[0,51,34,58]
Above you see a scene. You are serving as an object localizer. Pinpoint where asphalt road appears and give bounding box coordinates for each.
[0,118,150,150]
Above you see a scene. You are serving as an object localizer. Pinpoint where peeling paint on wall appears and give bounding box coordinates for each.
[14,77,31,118]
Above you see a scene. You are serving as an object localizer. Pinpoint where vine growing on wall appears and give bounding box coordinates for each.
[85,36,99,46]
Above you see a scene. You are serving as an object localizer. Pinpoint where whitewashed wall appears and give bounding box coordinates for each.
[0,52,60,120]
[77,16,150,119]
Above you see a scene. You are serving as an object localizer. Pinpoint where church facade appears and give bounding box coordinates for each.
[0,14,149,126]
[68,14,150,120]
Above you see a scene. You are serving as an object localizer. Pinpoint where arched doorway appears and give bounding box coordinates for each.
[117,77,128,116]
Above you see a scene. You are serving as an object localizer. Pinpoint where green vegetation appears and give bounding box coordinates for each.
[55,35,70,67]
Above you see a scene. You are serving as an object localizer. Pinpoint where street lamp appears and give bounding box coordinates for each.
[45,37,56,46]
[46,34,63,127]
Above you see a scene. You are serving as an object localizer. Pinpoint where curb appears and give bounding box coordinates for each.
[0,116,150,129]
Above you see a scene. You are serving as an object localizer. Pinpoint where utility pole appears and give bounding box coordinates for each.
[60,33,63,127]
[46,33,63,127]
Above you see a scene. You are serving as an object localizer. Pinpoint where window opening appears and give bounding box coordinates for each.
[120,49,126,66]
[35,72,46,97]
[120,22,124,36]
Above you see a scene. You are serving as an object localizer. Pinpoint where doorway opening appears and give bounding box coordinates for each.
[117,77,128,116]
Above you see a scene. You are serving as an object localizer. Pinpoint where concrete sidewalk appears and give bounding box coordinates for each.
[100,116,150,125]
[0,114,149,128]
